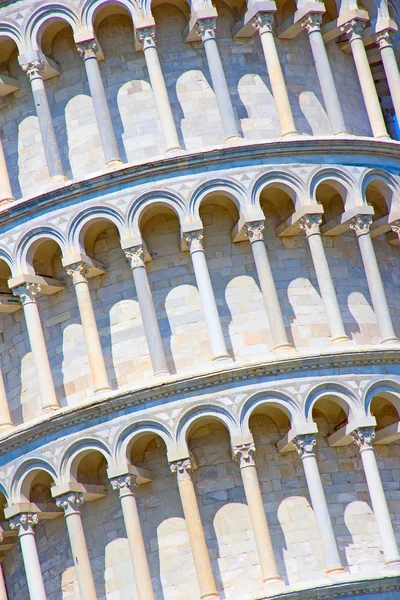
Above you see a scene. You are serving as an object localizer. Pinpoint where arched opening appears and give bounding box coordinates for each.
[311,394,349,436]
[315,181,346,224]
[81,217,122,259]
[71,449,109,486]
[365,180,391,221]
[0,259,12,295]
[370,392,400,431]
[259,183,296,226]
[25,237,63,278]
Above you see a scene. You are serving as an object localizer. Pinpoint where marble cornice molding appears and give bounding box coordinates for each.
[0,348,398,457]
[1,137,400,231]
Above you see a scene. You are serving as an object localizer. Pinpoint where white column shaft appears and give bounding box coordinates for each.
[0,368,12,430]
[19,532,47,600]
[64,511,97,600]
[379,41,400,126]
[0,564,8,600]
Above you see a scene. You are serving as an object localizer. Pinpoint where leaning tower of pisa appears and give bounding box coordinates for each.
[0,0,400,598]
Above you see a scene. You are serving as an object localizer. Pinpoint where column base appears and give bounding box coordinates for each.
[42,403,60,413]
[94,385,112,395]
[333,130,350,137]
[224,134,242,144]
[0,422,14,433]
[154,369,171,378]
[325,566,347,577]
[281,130,299,138]
[384,557,400,570]
[330,334,351,344]
[199,592,219,600]
[165,145,183,155]
[262,576,286,593]
[106,158,123,169]
[50,175,69,185]
[0,197,14,207]
[380,336,400,345]
[212,354,233,365]
[273,342,293,352]
[376,135,392,140]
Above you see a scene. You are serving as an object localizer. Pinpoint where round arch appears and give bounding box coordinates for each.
[115,419,174,463]
[23,4,80,51]
[10,458,58,502]
[127,191,188,235]
[304,382,362,422]
[67,205,127,256]
[251,170,308,211]
[309,167,359,211]
[15,227,67,275]
[189,178,249,220]
[58,437,113,482]
[175,404,240,451]
[364,379,400,417]
[239,390,302,435]
[0,21,24,54]
[361,169,400,214]
[80,0,140,28]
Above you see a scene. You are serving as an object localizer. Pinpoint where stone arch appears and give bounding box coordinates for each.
[304,382,362,423]
[10,457,58,502]
[251,170,308,212]
[0,247,15,275]
[0,21,24,53]
[59,437,113,482]
[361,168,400,214]
[364,379,400,425]
[309,166,360,212]
[14,227,67,275]
[175,404,240,451]
[115,420,175,464]
[80,0,140,28]
[127,190,188,235]
[239,390,301,436]
[23,3,81,51]
[189,178,249,221]
[67,205,127,256]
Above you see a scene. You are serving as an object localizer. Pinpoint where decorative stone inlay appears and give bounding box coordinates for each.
[351,426,375,451]
[136,26,156,48]
[252,13,274,34]
[125,246,145,268]
[66,262,90,284]
[349,215,372,237]
[110,474,138,496]
[375,29,393,50]
[76,40,99,60]
[293,434,316,458]
[170,458,192,480]
[301,13,322,34]
[340,19,366,41]
[391,220,400,241]
[232,442,256,467]
[196,18,217,41]
[55,492,84,515]
[12,282,41,305]
[183,231,204,252]
[9,513,39,534]
[21,60,46,81]
[244,221,265,242]
[299,214,322,236]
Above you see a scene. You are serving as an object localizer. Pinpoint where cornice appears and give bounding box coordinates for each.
[1,136,400,232]
[265,575,400,599]
[0,347,398,457]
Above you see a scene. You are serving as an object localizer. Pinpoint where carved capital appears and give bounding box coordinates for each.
[252,12,274,34]
[232,442,256,468]
[136,26,156,48]
[244,221,265,242]
[125,246,145,268]
[299,214,322,236]
[76,40,98,60]
[351,426,375,451]
[391,220,400,241]
[21,59,46,81]
[66,261,89,284]
[196,18,217,41]
[9,513,39,535]
[55,493,84,515]
[110,474,138,496]
[375,29,393,50]
[340,19,365,41]
[349,215,372,237]
[12,282,41,305]
[170,458,192,481]
[301,13,322,34]
[183,231,204,252]
[293,434,316,458]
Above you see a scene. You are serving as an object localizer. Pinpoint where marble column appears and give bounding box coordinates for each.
[76,41,122,167]
[0,138,13,206]
[233,443,284,590]
[125,246,169,376]
[0,558,7,600]
[12,283,59,411]
[244,222,291,351]
[375,30,400,130]
[350,216,398,343]
[341,20,389,139]
[21,60,65,179]
[299,215,349,343]
[301,14,347,135]
[9,514,47,600]
[351,427,400,565]
[196,18,240,141]
[0,367,13,431]
[252,13,297,137]
[183,232,231,363]
[66,262,110,393]
[136,27,181,153]
[55,493,97,600]
[170,459,219,600]
[293,435,345,574]
[111,474,155,600]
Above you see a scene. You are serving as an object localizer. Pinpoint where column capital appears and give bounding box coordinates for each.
[351,426,375,451]
[375,28,394,50]
[252,12,274,34]
[9,513,39,535]
[21,59,46,81]
[76,39,99,60]
[110,473,138,496]
[183,231,204,252]
[244,221,265,242]
[301,13,322,34]
[391,220,400,241]
[65,261,90,284]
[299,214,322,236]
[293,433,316,458]
[125,246,146,268]
[136,26,156,48]
[340,19,366,41]
[232,442,256,468]
[349,215,372,237]
[170,458,192,481]
[55,492,84,515]
[12,282,41,305]
[196,18,217,41]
